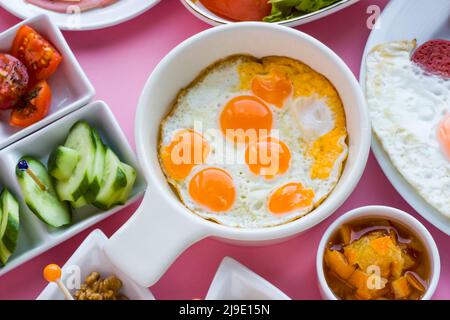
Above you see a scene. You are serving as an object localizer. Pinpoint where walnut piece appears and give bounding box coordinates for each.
[74,272,129,300]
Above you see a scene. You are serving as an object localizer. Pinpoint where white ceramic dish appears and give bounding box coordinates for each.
[37,229,154,300]
[0,0,161,31]
[0,14,95,150]
[104,22,371,287]
[359,0,450,236]
[0,101,146,277]
[206,257,290,300]
[180,0,359,27]
[316,206,441,300]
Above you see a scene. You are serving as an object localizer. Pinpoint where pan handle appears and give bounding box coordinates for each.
[103,188,208,287]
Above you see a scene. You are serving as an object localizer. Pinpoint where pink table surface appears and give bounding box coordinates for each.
[0,0,448,300]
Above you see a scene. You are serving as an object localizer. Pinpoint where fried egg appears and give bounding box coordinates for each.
[366,40,450,217]
[159,55,348,228]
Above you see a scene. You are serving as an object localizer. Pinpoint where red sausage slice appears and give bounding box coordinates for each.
[411,39,450,79]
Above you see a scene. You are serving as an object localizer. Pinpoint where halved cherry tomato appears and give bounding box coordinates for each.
[199,0,272,21]
[10,80,51,127]
[11,25,62,81]
[0,53,29,110]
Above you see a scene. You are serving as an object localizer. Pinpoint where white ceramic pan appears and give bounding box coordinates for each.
[104,22,371,287]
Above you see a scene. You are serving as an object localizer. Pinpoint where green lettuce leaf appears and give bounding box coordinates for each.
[264,0,341,22]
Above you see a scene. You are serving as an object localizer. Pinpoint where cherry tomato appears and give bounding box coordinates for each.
[200,0,272,21]
[11,25,62,81]
[10,80,51,127]
[0,53,29,110]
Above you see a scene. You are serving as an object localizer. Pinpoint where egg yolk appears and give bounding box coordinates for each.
[161,130,210,180]
[252,70,292,108]
[189,168,236,212]
[438,115,450,161]
[268,182,315,215]
[245,137,291,179]
[220,95,273,143]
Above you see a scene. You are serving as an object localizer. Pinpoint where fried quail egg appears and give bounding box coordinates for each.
[159,55,348,228]
[366,40,450,217]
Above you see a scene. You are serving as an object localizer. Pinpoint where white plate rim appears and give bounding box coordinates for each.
[0,0,162,31]
[359,0,450,236]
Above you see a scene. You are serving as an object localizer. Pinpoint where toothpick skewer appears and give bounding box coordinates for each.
[56,279,75,301]
[43,264,74,300]
[17,160,47,191]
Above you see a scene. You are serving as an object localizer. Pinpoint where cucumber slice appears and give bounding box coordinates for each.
[0,242,11,267]
[0,189,19,265]
[48,146,80,181]
[16,157,71,228]
[116,162,137,205]
[93,149,128,210]
[0,189,19,252]
[85,128,106,203]
[70,196,88,209]
[55,121,96,202]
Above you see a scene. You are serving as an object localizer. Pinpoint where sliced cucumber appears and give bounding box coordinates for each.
[0,243,10,267]
[70,196,88,209]
[48,146,80,181]
[16,156,71,228]
[0,189,19,253]
[116,162,137,205]
[55,121,96,202]
[93,149,128,210]
[0,189,19,266]
[85,128,106,203]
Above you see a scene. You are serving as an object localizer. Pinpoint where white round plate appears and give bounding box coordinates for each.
[180,0,359,27]
[359,0,450,235]
[0,0,161,31]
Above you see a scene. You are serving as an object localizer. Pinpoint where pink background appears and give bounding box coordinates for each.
[0,0,448,300]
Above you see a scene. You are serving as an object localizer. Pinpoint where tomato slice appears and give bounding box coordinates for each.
[11,25,62,81]
[199,0,272,21]
[0,53,29,110]
[10,80,52,127]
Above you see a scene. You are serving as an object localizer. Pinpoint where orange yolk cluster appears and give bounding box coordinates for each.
[162,58,345,219]
[220,95,272,143]
[161,130,210,180]
[438,115,450,160]
[268,183,315,215]
[245,137,291,179]
[189,168,236,212]
[251,70,292,108]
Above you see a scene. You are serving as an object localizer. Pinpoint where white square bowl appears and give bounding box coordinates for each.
[0,100,146,277]
[37,229,154,300]
[0,14,95,149]
[206,257,290,300]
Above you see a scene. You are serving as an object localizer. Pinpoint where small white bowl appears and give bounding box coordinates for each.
[0,14,95,149]
[0,101,146,277]
[206,257,290,300]
[37,229,154,300]
[180,0,360,27]
[316,206,441,300]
